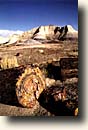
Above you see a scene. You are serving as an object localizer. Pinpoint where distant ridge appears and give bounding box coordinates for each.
[20,24,78,41]
[0,25,78,45]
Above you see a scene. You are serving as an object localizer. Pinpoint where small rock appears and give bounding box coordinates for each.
[45,78,55,87]
[39,49,44,54]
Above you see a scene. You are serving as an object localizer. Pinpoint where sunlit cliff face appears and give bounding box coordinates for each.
[0,24,78,44]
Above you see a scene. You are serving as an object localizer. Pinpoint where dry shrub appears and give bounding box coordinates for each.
[1,55,19,69]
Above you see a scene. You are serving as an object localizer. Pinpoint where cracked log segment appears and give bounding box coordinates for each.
[60,58,78,80]
[0,67,52,116]
[39,78,78,116]
[16,67,46,108]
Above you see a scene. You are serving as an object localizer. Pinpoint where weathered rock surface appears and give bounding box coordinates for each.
[20,24,78,42]
[0,34,20,45]
[0,103,52,116]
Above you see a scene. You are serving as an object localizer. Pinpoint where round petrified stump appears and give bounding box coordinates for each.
[16,67,45,108]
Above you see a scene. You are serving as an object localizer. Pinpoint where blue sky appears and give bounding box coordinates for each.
[0,0,78,31]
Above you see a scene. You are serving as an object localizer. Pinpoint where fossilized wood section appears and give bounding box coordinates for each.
[60,58,78,80]
[60,58,78,69]
[0,67,25,105]
[61,69,78,80]
[39,78,78,116]
[16,67,46,108]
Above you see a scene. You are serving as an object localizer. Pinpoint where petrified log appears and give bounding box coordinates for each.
[60,58,78,80]
[60,58,78,69]
[61,69,78,80]
[0,67,52,116]
[0,66,25,106]
[16,67,46,108]
[38,78,78,116]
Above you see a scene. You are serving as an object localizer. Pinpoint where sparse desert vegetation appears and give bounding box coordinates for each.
[0,55,19,69]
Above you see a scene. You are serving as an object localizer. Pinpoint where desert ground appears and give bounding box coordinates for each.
[0,41,78,116]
